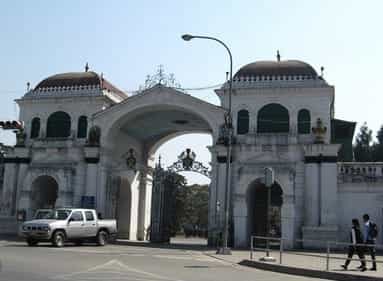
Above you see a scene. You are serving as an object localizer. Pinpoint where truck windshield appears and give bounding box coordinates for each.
[43,210,71,220]
[34,210,53,219]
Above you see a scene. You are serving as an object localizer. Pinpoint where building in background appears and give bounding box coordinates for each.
[0,57,381,248]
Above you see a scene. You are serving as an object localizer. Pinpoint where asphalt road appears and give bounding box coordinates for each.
[0,240,332,281]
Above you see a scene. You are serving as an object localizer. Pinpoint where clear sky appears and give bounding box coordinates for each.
[1,1,383,184]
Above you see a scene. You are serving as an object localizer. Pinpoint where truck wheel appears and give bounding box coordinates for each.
[96,230,108,246]
[52,231,65,247]
[26,238,38,246]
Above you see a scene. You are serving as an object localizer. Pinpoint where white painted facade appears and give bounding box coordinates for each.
[1,61,382,248]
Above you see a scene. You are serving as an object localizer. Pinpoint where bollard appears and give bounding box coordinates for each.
[250,237,253,260]
[326,242,330,271]
[279,239,283,265]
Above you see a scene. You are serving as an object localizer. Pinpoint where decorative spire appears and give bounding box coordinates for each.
[139,65,182,92]
[26,82,30,91]
[276,50,281,62]
[320,66,325,77]
[85,62,89,72]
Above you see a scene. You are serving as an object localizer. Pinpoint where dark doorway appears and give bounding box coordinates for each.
[31,176,59,214]
[247,180,283,244]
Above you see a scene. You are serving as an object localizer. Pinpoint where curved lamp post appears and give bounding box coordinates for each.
[182,34,233,255]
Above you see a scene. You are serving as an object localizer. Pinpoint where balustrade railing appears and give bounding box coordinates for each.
[338,162,383,183]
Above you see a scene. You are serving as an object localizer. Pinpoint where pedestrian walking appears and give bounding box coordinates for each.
[341,218,366,271]
[363,214,378,271]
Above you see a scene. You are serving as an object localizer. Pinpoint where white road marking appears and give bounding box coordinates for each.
[52,259,186,281]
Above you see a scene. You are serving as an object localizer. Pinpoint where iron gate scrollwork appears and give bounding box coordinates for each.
[167,148,211,179]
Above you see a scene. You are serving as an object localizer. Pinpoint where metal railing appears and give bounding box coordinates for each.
[250,235,383,271]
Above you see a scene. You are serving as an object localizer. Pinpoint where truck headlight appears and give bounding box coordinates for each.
[22,225,28,231]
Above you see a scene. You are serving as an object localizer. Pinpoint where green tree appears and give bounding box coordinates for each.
[372,125,383,161]
[174,183,209,236]
[353,122,373,161]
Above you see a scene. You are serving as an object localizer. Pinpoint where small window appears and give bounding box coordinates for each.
[77,116,88,138]
[298,109,311,134]
[30,117,40,139]
[85,211,95,221]
[70,211,84,222]
[237,109,249,135]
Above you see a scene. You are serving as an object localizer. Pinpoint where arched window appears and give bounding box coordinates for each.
[257,103,289,133]
[77,116,88,138]
[46,111,71,138]
[30,117,40,139]
[237,109,249,135]
[298,109,311,134]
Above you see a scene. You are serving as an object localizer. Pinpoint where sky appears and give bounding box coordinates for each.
[1,0,383,184]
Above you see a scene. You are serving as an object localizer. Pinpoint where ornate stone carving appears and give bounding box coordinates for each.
[312,118,327,144]
[125,148,137,170]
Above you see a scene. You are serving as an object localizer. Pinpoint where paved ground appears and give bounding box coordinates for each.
[0,239,333,281]
[204,247,382,279]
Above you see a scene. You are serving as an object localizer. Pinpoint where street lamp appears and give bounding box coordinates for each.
[182,34,233,255]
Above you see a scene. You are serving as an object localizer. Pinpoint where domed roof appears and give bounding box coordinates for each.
[35,71,101,89]
[33,71,126,98]
[234,60,318,78]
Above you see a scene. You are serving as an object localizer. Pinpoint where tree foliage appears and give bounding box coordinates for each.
[372,125,383,161]
[174,183,209,237]
[352,123,383,162]
[353,122,373,161]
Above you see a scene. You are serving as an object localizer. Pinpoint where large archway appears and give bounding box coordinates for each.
[93,85,225,242]
[30,175,59,213]
[246,180,283,244]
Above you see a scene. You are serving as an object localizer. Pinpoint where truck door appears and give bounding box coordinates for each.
[67,211,85,238]
[84,211,97,237]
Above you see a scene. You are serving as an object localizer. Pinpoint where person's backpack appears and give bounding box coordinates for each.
[370,222,378,238]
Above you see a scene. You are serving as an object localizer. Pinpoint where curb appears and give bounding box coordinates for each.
[239,259,381,281]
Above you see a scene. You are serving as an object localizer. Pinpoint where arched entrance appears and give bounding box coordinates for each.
[247,180,283,242]
[150,148,211,244]
[31,175,59,212]
[94,85,225,242]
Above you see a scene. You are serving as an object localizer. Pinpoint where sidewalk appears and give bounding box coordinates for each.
[204,249,383,280]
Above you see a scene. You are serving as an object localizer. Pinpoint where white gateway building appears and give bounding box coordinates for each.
[0,58,382,248]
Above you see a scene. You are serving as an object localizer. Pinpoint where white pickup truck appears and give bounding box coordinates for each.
[20,208,117,247]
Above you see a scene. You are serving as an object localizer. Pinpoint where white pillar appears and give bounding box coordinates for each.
[85,164,98,196]
[137,170,147,241]
[304,163,319,226]
[1,163,17,216]
[302,144,340,248]
[320,163,338,226]
[233,195,247,247]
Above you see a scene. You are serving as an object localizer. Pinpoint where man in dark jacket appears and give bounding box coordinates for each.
[341,218,366,271]
[363,214,377,271]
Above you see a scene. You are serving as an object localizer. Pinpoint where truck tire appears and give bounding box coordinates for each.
[26,238,38,246]
[52,231,65,247]
[96,230,108,246]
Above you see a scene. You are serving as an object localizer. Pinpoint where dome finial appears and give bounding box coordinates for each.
[276,50,281,62]
[85,62,89,72]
